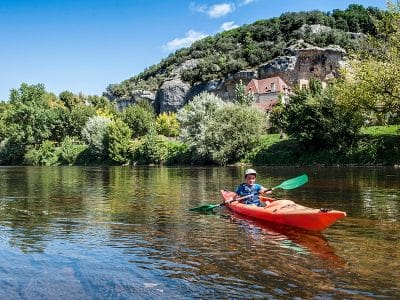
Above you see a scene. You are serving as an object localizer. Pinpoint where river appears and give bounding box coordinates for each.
[0,166,399,299]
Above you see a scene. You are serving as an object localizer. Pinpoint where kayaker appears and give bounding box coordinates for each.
[235,169,271,206]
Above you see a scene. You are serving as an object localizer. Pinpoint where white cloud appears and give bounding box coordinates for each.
[241,0,255,5]
[219,21,239,31]
[208,3,235,18]
[163,30,208,52]
[190,2,235,18]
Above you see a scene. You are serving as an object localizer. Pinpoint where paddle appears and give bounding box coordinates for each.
[189,194,252,212]
[189,174,309,212]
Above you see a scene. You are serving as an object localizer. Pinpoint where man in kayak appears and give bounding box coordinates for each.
[235,169,271,206]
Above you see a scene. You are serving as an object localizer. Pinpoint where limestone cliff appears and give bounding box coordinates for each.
[116,41,346,113]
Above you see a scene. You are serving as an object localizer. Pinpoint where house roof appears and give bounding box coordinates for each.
[246,76,290,94]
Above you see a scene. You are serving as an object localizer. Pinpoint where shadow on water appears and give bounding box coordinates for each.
[219,210,347,268]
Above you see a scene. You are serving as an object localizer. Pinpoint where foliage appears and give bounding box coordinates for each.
[177,92,226,163]
[122,104,155,138]
[59,91,85,110]
[0,138,26,165]
[107,119,133,164]
[5,83,55,147]
[334,1,400,125]
[136,132,169,164]
[59,137,88,165]
[164,140,191,165]
[270,81,363,151]
[24,141,59,166]
[81,116,112,158]
[204,104,265,165]
[233,80,255,106]
[156,112,180,137]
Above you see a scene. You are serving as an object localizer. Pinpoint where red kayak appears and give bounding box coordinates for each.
[220,190,346,231]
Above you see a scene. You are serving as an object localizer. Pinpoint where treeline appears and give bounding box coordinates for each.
[0,83,268,166]
[105,4,383,99]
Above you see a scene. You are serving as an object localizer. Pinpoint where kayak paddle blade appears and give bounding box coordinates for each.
[273,174,308,190]
[189,204,221,212]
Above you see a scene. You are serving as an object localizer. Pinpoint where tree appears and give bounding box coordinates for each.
[81,116,112,158]
[334,1,400,124]
[122,104,155,138]
[107,119,133,164]
[233,80,255,106]
[156,112,180,137]
[177,92,226,163]
[271,82,363,151]
[205,104,265,165]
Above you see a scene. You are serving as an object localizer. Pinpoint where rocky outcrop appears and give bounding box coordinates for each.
[155,78,191,113]
[115,90,156,111]
[258,41,346,86]
[128,41,347,113]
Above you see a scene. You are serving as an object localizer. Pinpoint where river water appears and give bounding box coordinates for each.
[0,166,399,299]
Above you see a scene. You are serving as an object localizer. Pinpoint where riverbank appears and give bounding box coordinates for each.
[247,126,400,166]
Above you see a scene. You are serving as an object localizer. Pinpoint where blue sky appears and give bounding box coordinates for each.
[0,0,386,101]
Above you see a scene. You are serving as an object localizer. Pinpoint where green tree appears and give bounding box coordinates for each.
[81,116,112,158]
[271,83,362,151]
[205,104,265,165]
[156,112,180,137]
[107,119,133,164]
[233,80,255,106]
[177,92,226,162]
[122,104,155,138]
[334,1,400,124]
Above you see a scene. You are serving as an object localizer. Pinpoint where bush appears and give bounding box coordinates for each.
[0,138,26,165]
[107,119,133,164]
[81,116,112,158]
[205,104,265,165]
[59,137,87,165]
[165,140,191,165]
[24,140,59,166]
[177,92,226,163]
[156,112,180,137]
[271,82,363,151]
[136,133,169,164]
[122,104,155,138]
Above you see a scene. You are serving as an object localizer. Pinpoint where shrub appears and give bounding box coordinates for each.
[205,104,265,165]
[136,133,169,164]
[271,82,363,151]
[59,136,87,165]
[0,137,26,165]
[107,119,133,164]
[24,140,59,166]
[177,92,226,163]
[81,116,112,158]
[156,112,180,137]
[122,104,155,138]
[165,140,191,165]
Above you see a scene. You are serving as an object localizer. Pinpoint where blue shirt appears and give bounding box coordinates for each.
[235,183,264,206]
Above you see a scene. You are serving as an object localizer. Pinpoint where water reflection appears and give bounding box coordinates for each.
[0,166,399,298]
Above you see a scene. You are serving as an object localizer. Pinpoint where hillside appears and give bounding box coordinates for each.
[105,4,382,110]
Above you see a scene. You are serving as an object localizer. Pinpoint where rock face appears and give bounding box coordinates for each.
[115,90,156,111]
[155,78,191,113]
[258,42,346,87]
[124,41,347,113]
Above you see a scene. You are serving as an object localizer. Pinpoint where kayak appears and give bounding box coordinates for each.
[220,190,346,231]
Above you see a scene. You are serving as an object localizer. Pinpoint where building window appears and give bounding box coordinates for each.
[301,84,307,90]
[271,82,275,92]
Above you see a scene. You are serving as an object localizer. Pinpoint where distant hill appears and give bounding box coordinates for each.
[105,4,383,106]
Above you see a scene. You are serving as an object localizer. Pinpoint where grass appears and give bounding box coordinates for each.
[247,126,400,166]
[361,125,399,136]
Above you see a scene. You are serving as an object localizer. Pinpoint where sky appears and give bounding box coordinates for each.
[0,0,386,101]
